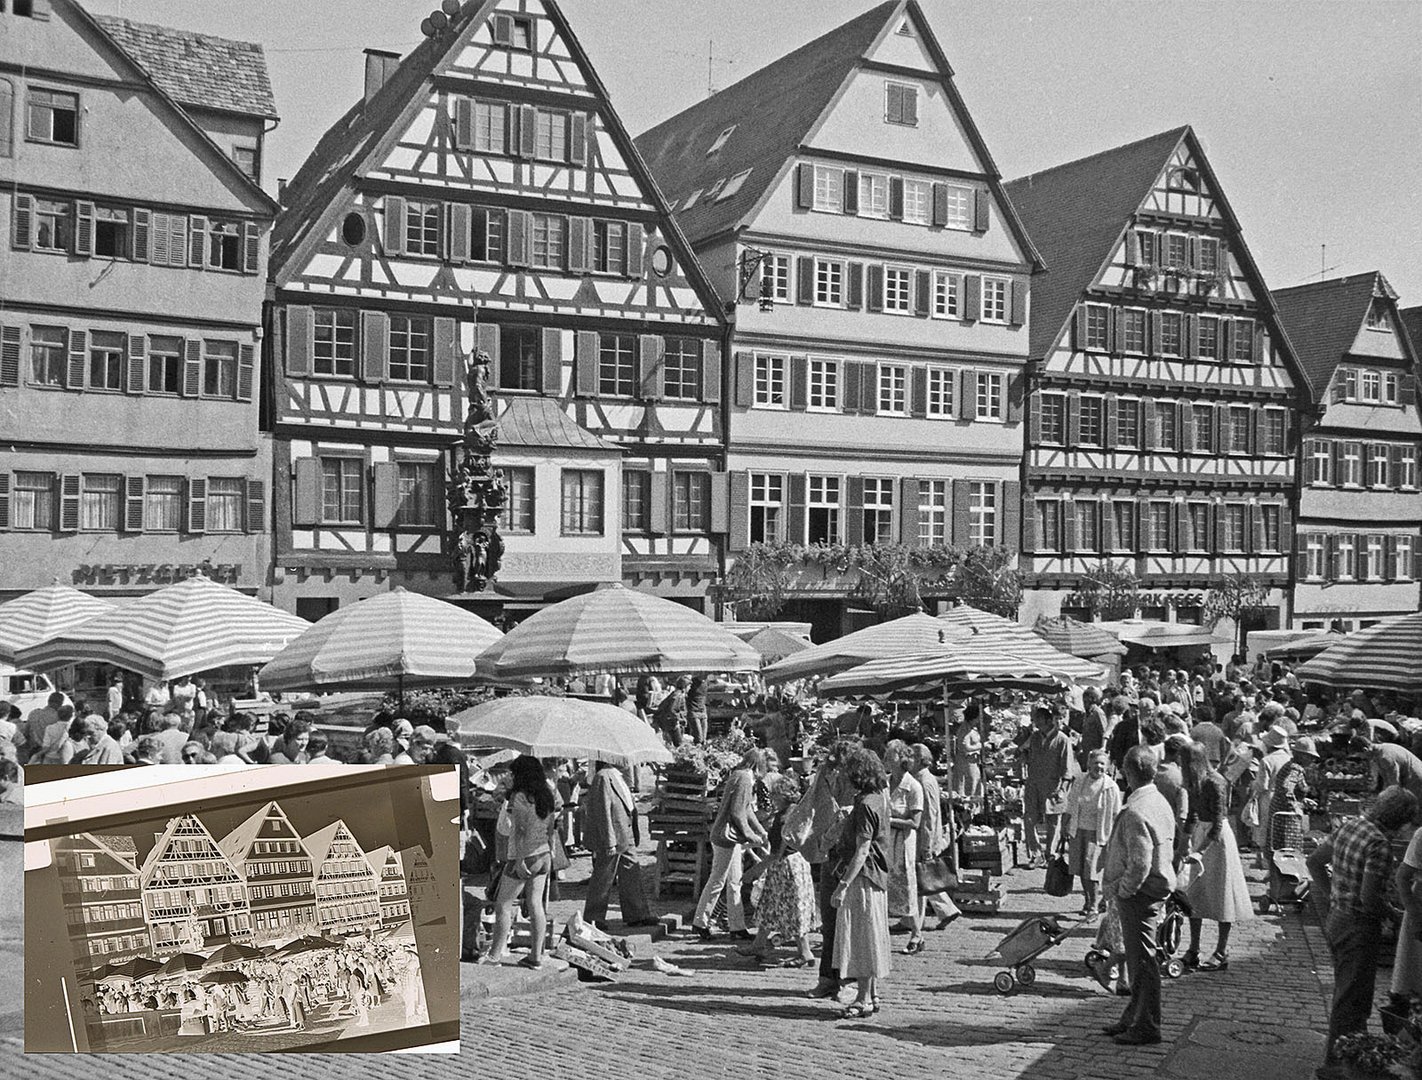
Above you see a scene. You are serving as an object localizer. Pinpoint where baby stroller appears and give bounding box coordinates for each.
[1084,890,1193,985]
[988,915,1070,994]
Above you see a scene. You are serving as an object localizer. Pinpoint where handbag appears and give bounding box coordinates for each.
[550,830,571,873]
[915,855,957,895]
[1044,852,1074,897]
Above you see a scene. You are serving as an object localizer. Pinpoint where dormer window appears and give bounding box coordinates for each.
[718,169,751,201]
[1365,302,1390,331]
[707,125,735,156]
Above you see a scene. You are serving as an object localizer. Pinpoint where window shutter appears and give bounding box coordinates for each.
[1009,280,1026,327]
[361,311,390,382]
[638,334,663,400]
[1028,391,1042,445]
[910,366,927,418]
[706,471,730,535]
[842,361,863,414]
[866,265,884,313]
[951,480,972,546]
[569,113,588,165]
[888,177,905,221]
[786,473,806,544]
[1185,314,1199,359]
[519,105,538,157]
[447,203,471,263]
[1101,498,1118,552]
[1022,497,1040,554]
[1006,371,1025,424]
[1073,306,1087,350]
[1123,230,1139,267]
[914,269,931,317]
[372,463,399,528]
[292,458,321,527]
[1400,375,1417,406]
[506,104,521,158]
[74,200,95,256]
[846,262,864,310]
[1000,481,1020,553]
[122,476,145,533]
[0,473,8,531]
[181,339,202,397]
[11,193,34,249]
[120,333,146,395]
[242,221,261,274]
[899,478,921,546]
[1066,391,1081,446]
[246,479,266,534]
[506,210,529,266]
[647,473,669,535]
[1141,399,1156,450]
[960,369,977,421]
[567,216,589,273]
[963,275,981,322]
[842,170,859,215]
[1178,402,1193,452]
[59,474,81,532]
[286,306,314,376]
[932,183,949,227]
[625,225,644,279]
[188,215,208,268]
[474,324,501,384]
[432,317,457,388]
[789,355,808,411]
[237,343,255,401]
[492,12,513,44]
[845,477,864,547]
[541,327,564,395]
[187,478,208,534]
[973,189,990,233]
[1104,394,1119,448]
[1221,319,1235,363]
[701,340,721,403]
[66,330,87,390]
[1149,311,1163,357]
[796,163,815,210]
[728,471,750,552]
[576,331,601,397]
[0,325,19,388]
[796,257,815,304]
[151,213,170,266]
[453,95,474,150]
[1390,445,1404,489]
[383,197,406,256]
[1382,536,1397,583]
[1295,536,1311,580]
[1332,441,1345,484]
[860,364,877,416]
[733,351,754,408]
[131,208,151,261]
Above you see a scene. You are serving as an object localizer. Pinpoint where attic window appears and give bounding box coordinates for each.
[1168,167,1200,193]
[717,168,751,201]
[703,179,725,202]
[1366,303,1390,331]
[707,125,735,156]
[342,212,367,246]
[682,189,703,210]
[896,18,915,36]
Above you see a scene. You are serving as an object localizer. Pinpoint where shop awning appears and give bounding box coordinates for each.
[1098,621,1220,649]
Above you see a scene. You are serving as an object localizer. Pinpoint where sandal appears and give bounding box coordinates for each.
[1198,952,1229,972]
[1181,950,1200,971]
[901,937,925,955]
[839,1001,874,1020]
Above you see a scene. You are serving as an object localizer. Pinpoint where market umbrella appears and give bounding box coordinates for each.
[0,579,115,664]
[1032,615,1127,659]
[13,573,309,682]
[1296,612,1422,693]
[746,627,813,664]
[258,587,503,696]
[473,583,759,679]
[199,969,249,985]
[156,952,208,977]
[936,605,1106,685]
[818,649,1077,699]
[273,935,341,957]
[95,957,161,982]
[1264,630,1346,660]
[202,943,264,967]
[761,612,976,684]
[448,695,675,766]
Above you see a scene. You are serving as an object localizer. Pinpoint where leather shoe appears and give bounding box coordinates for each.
[1101,1022,1130,1036]
[729,930,754,941]
[693,925,713,940]
[1113,1031,1162,1046]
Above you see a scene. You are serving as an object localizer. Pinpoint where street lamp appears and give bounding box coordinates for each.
[738,247,775,312]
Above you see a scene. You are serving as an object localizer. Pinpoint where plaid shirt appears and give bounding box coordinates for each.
[1329,816,1394,918]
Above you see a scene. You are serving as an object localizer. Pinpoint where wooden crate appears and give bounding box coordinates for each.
[656,838,710,897]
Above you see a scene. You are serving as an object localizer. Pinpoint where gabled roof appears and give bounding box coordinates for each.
[94,15,278,119]
[1402,307,1422,360]
[365,844,391,875]
[138,813,227,881]
[217,800,308,870]
[1271,273,1391,402]
[90,833,139,871]
[497,396,620,452]
[302,819,371,872]
[1004,126,1190,360]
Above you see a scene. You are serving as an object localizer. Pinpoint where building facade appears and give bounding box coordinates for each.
[265,0,726,620]
[0,0,278,601]
[139,813,253,956]
[303,820,382,936]
[54,833,149,969]
[1004,128,1312,650]
[636,0,1040,639]
[1274,273,1422,630]
[217,800,318,944]
[398,845,440,925]
[365,845,412,930]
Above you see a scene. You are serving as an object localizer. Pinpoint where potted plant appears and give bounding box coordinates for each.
[1332,1032,1407,1078]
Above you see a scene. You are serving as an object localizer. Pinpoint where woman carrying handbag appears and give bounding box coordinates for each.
[911,744,962,940]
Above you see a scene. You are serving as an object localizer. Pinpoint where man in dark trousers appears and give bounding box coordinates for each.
[582,760,655,930]
[1022,707,1071,868]
[1100,745,1177,1046]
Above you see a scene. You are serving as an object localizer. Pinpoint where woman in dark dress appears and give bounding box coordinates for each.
[828,747,892,1019]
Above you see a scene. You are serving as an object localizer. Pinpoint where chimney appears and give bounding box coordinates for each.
[277,178,288,206]
[363,48,401,103]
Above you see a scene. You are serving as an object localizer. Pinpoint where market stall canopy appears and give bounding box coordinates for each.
[746,626,813,664]
[1032,615,1127,659]
[13,573,309,682]
[1296,612,1422,693]
[156,952,208,977]
[1255,629,1346,660]
[473,583,759,679]
[0,580,115,664]
[818,649,1077,699]
[94,957,162,982]
[258,587,502,693]
[935,606,1106,685]
[202,943,264,967]
[1093,619,1220,651]
[448,694,674,766]
[761,612,976,684]
[199,969,249,985]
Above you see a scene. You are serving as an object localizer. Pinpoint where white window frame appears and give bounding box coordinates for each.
[1121,308,1148,355]
[1395,535,1415,580]
[1036,500,1062,553]
[814,258,845,307]
[1147,502,1172,552]
[1400,446,1418,489]
[858,172,889,218]
[980,277,1009,324]
[932,271,961,319]
[1163,231,1190,270]
[1336,534,1356,580]
[1382,371,1400,404]
[878,363,908,415]
[968,481,997,547]
[1310,440,1333,486]
[1304,534,1325,581]
[753,353,787,409]
[1078,394,1105,447]
[1341,442,1363,487]
[940,184,972,231]
[903,179,932,225]
[749,473,784,544]
[976,371,1004,422]
[1232,318,1256,363]
[1075,500,1099,553]
[812,166,844,213]
[808,358,838,412]
[883,266,913,313]
[1262,408,1287,455]
[862,477,895,546]
[1159,311,1184,358]
[1039,392,1069,445]
[1197,314,1220,360]
[1084,303,1110,351]
[806,474,842,545]
[1115,397,1140,448]
[761,252,790,303]
[919,480,948,546]
[926,365,954,419]
[1197,236,1221,276]
[1365,534,1386,580]
[1370,445,1391,489]
[1360,368,1382,403]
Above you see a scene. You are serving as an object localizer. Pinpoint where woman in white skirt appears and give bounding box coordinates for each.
[829,747,893,1020]
[1180,741,1253,971]
[884,740,925,952]
[1390,823,1422,1012]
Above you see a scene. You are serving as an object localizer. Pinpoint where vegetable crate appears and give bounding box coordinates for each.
[954,868,1003,915]
[651,766,714,898]
[959,828,1005,876]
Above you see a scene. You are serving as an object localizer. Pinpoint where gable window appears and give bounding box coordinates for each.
[313,309,357,377]
[885,82,918,126]
[148,335,182,393]
[1121,310,1147,354]
[1116,399,1139,446]
[1400,446,1418,489]
[203,340,237,398]
[474,102,507,154]
[933,271,961,318]
[814,258,844,306]
[500,325,541,390]
[968,482,997,546]
[1396,536,1415,580]
[27,87,78,146]
[1164,234,1188,270]
[1232,318,1255,362]
[534,109,568,161]
[926,366,954,419]
[903,180,932,225]
[1365,302,1390,330]
[754,354,786,408]
[1079,395,1104,446]
[862,478,895,545]
[918,480,948,545]
[1159,312,1183,357]
[88,331,124,392]
[12,471,55,531]
[1341,368,1358,400]
[388,315,431,382]
[981,278,1008,324]
[403,199,440,257]
[976,371,1003,421]
[1341,442,1363,487]
[1370,444,1391,488]
[1039,392,1066,444]
[471,208,505,263]
[663,337,700,400]
[761,253,790,302]
[206,477,246,532]
[1359,369,1382,403]
[883,267,912,313]
[940,184,972,230]
[808,358,838,411]
[858,173,888,218]
[93,206,130,259]
[80,474,120,531]
[597,333,635,396]
[32,198,71,252]
[1197,315,1219,360]
[529,213,566,268]
[749,473,783,543]
[812,166,843,213]
[1036,500,1061,551]
[1261,409,1286,454]
[560,470,603,535]
[207,220,242,270]
[806,475,841,544]
[1197,237,1220,275]
[1134,230,1156,267]
[878,363,907,414]
[508,14,534,50]
[591,220,625,274]
[673,472,710,533]
[1084,304,1110,350]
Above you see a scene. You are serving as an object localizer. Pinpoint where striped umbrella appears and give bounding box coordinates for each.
[818,649,1077,699]
[1264,630,1345,660]
[448,694,674,766]
[258,588,502,694]
[761,612,976,684]
[474,583,759,678]
[746,626,813,664]
[156,952,208,978]
[13,573,309,682]
[0,581,115,664]
[936,605,1106,685]
[1032,615,1127,659]
[1295,613,1422,693]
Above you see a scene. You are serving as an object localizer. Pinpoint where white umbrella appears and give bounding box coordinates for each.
[818,649,1077,699]
[0,580,115,664]
[448,695,674,766]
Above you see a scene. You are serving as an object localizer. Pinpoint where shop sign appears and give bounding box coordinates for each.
[72,564,243,587]
[1062,591,1204,609]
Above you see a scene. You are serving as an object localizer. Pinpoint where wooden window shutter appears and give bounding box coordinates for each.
[74,200,95,256]
[1332,440,1345,484]
[733,351,754,408]
[860,364,877,416]
[701,340,721,403]
[844,476,865,547]
[1390,445,1405,488]
[246,479,266,534]
[866,264,885,312]
[973,189,990,233]
[914,270,932,317]
[519,105,538,157]
[951,480,972,546]
[1149,311,1163,357]
[728,471,750,551]
[625,225,644,279]
[181,339,202,397]
[888,177,905,221]
[286,306,314,376]
[1028,391,1042,445]
[786,473,807,544]
[1221,319,1235,362]
[842,170,859,215]
[371,463,399,528]
[1006,371,1025,424]
[383,197,406,256]
[708,471,730,535]
[1331,373,1348,404]
[796,256,815,304]
[293,457,321,526]
[432,317,457,388]
[1073,307,1087,350]
[243,222,261,274]
[454,96,474,150]
[236,343,255,402]
[1185,314,1199,359]
[963,275,981,322]
[960,369,977,420]
[898,478,921,546]
[1177,402,1193,452]
[1295,535,1311,580]
[1100,498,1117,552]
[1400,375,1417,406]
[1249,503,1266,553]
[131,208,151,261]
[122,476,145,533]
[188,215,209,269]
[542,327,564,395]
[11,193,33,250]
[1248,405,1261,456]
[567,217,589,273]
[842,361,863,414]
[506,105,521,158]
[447,203,471,263]
[59,474,81,532]
[475,324,502,382]
[576,331,601,397]
[361,311,390,382]
[1104,394,1119,448]
[0,473,8,531]
[569,113,588,165]
[492,12,513,44]
[795,163,814,210]
[932,183,949,227]
[1382,535,1397,583]
[65,330,87,390]
[789,355,808,411]
[187,477,208,534]
[1066,391,1081,446]
[910,366,928,418]
[1141,399,1156,450]
[638,334,663,400]
[846,262,864,310]
[1000,481,1021,553]
[0,326,19,388]
[506,210,529,266]
[1009,281,1026,327]
[1123,230,1139,267]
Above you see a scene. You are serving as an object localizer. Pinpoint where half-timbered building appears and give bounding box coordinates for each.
[364,845,412,930]
[266,0,725,618]
[54,833,150,969]
[636,0,1041,639]
[302,819,382,936]
[1273,273,1422,630]
[217,800,319,944]
[1004,127,1312,649]
[139,813,253,956]
[0,0,278,602]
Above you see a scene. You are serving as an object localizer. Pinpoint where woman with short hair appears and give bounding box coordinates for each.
[829,747,892,1019]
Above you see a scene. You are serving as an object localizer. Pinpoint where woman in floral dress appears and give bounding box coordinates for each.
[739,773,819,965]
